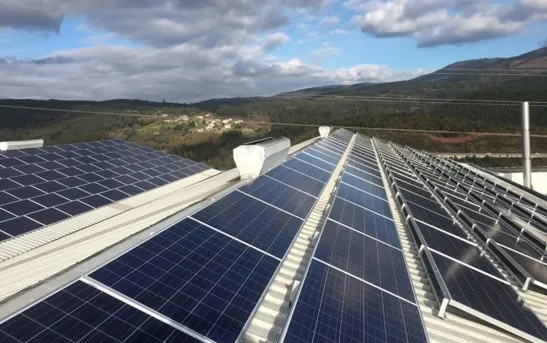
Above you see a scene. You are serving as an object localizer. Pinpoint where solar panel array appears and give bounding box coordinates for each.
[374,138,547,342]
[397,146,547,290]
[0,139,209,242]
[284,135,428,343]
[0,131,349,343]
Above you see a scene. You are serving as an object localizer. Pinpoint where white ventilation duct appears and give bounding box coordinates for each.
[319,126,331,138]
[233,137,291,179]
[0,139,44,152]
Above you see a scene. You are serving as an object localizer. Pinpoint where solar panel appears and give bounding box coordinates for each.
[0,281,201,343]
[335,182,392,218]
[374,138,547,341]
[329,198,400,249]
[316,220,414,301]
[284,261,427,343]
[430,252,547,341]
[191,191,303,259]
[88,218,279,343]
[340,173,387,200]
[285,134,427,343]
[238,177,317,218]
[0,139,209,243]
[295,153,335,173]
[280,159,330,183]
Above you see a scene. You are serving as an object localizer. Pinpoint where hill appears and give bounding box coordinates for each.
[2,48,547,167]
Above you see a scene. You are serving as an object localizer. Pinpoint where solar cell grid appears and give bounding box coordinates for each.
[415,222,504,277]
[335,183,391,218]
[56,201,94,216]
[0,216,41,236]
[0,281,202,343]
[0,192,19,206]
[296,153,335,173]
[328,198,400,249]
[347,160,382,178]
[316,221,414,301]
[284,261,427,343]
[344,166,384,187]
[341,173,387,200]
[6,186,45,199]
[192,191,303,258]
[266,166,326,197]
[239,178,317,219]
[89,218,278,343]
[430,251,547,341]
[278,159,331,184]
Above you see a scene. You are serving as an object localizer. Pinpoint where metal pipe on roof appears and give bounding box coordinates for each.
[522,102,532,189]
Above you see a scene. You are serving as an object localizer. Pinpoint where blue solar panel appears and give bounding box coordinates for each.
[192,191,303,259]
[316,220,414,301]
[6,186,45,199]
[341,172,387,200]
[284,261,427,343]
[89,218,278,343]
[281,159,330,183]
[0,281,201,343]
[239,177,317,218]
[296,153,335,173]
[336,182,392,218]
[430,252,547,341]
[0,139,210,242]
[266,166,326,197]
[56,201,93,216]
[329,197,400,248]
[0,216,41,236]
[305,148,340,166]
[28,208,70,225]
[0,192,18,206]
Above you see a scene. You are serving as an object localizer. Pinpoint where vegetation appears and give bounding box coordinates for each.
[2,48,547,169]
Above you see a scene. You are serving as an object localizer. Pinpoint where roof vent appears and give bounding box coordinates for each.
[319,126,331,138]
[233,137,291,179]
[0,139,44,152]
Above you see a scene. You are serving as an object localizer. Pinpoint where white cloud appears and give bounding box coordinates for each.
[0,0,430,101]
[319,16,340,27]
[330,29,352,35]
[348,0,547,47]
[262,32,290,50]
[0,42,426,101]
[311,42,341,59]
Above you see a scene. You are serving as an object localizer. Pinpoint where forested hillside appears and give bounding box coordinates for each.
[2,48,547,168]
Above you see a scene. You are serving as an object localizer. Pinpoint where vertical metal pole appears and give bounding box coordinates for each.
[522,102,532,188]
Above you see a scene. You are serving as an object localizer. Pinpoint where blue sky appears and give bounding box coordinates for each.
[1,0,547,101]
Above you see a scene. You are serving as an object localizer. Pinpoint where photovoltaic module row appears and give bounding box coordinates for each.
[0,139,209,242]
[284,134,428,343]
[397,146,547,290]
[374,138,547,342]
[0,131,352,343]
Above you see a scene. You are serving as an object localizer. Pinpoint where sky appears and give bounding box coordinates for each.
[1,0,547,102]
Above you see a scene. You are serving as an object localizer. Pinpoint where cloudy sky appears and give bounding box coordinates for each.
[1,0,546,102]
